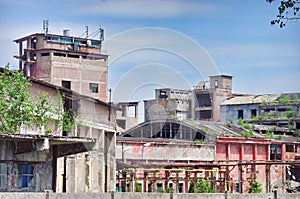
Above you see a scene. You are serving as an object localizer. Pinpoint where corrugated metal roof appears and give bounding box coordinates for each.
[221,94,280,106]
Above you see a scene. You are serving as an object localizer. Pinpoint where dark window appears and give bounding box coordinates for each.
[54,52,66,57]
[116,119,126,129]
[89,83,99,93]
[62,80,71,89]
[18,164,34,188]
[251,109,257,117]
[157,183,163,191]
[68,54,80,59]
[236,183,240,193]
[0,163,7,189]
[41,52,50,56]
[238,110,244,119]
[286,145,295,152]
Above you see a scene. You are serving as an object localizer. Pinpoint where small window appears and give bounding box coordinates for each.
[286,145,295,152]
[0,163,7,189]
[251,109,257,118]
[214,80,218,88]
[89,83,99,93]
[54,52,66,57]
[41,52,50,57]
[236,183,240,193]
[238,110,244,119]
[62,80,71,89]
[18,164,34,188]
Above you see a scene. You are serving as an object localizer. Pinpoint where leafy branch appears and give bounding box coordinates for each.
[267,0,300,27]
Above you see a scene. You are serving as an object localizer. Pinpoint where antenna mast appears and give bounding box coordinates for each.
[43,20,49,36]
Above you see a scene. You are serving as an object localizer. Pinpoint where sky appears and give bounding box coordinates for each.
[0,0,299,118]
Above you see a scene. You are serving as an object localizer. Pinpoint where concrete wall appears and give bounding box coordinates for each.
[0,192,299,199]
[116,142,215,162]
[220,104,259,124]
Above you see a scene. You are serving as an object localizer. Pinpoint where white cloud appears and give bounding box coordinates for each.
[80,0,217,18]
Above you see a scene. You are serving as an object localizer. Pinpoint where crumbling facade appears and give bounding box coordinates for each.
[0,28,116,193]
[116,102,139,132]
[116,119,300,193]
[144,75,233,122]
[0,78,116,192]
[14,31,108,102]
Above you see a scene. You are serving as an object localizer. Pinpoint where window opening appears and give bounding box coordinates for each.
[62,80,71,89]
[89,83,99,93]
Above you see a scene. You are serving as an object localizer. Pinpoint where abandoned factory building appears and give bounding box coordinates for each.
[0,27,117,193]
[116,119,300,193]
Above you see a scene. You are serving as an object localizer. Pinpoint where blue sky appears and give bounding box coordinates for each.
[0,0,299,105]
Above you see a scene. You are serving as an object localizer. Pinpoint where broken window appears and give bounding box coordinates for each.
[159,90,168,99]
[0,163,7,189]
[18,164,34,188]
[89,83,99,93]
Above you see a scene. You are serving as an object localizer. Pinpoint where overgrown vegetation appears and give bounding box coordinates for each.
[279,94,291,104]
[188,179,216,193]
[171,115,179,120]
[265,130,273,138]
[226,122,232,127]
[0,64,75,134]
[241,130,254,138]
[136,183,142,192]
[247,177,262,193]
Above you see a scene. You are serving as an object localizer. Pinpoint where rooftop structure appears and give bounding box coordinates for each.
[14,29,108,102]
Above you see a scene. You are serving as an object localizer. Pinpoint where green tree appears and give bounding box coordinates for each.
[0,64,65,134]
[0,65,34,133]
[267,0,300,28]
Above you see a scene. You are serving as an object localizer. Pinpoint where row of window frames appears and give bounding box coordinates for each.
[40,52,105,61]
[62,80,99,93]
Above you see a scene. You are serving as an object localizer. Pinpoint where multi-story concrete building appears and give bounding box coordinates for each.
[3,28,116,193]
[14,30,108,102]
[144,75,233,122]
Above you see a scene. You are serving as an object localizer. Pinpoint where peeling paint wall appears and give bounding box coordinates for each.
[116,142,215,162]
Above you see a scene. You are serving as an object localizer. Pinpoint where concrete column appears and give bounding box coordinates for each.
[74,154,85,193]
[66,156,75,193]
[98,130,105,192]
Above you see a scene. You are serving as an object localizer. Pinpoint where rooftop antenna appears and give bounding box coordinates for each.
[43,20,49,36]
[85,25,89,39]
[99,27,104,41]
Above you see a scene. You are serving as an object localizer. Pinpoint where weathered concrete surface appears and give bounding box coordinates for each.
[0,193,299,199]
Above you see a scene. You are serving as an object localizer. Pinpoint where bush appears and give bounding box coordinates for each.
[247,178,262,193]
[189,179,215,193]
[226,122,232,127]
[237,118,244,127]
[279,94,291,104]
